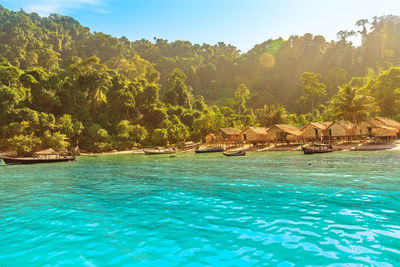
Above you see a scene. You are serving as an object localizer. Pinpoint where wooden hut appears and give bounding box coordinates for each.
[241,127,268,144]
[266,124,301,143]
[300,122,332,141]
[374,117,400,137]
[355,119,397,141]
[215,128,243,144]
[325,121,355,141]
[205,134,216,144]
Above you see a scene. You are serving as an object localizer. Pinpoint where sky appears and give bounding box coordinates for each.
[1,0,400,52]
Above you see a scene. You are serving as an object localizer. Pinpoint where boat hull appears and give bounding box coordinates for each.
[2,156,76,165]
[179,142,201,151]
[301,146,334,154]
[223,151,246,156]
[195,147,224,153]
[144,151,176,155]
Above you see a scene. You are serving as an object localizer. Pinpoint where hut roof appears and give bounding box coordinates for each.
[218,128,241,135]
[364,118,384,126]
[300,122,332,131]
[243,126,268,134]
[272,124,301,135]
[375,117,400,129]
[34,148,59,155]
[330,120,355,129]
[363,119,397,131]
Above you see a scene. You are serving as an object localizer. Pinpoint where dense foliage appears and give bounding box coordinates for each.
[1,6,400,154]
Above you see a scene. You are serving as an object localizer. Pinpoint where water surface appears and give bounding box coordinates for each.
[0,152,399,266]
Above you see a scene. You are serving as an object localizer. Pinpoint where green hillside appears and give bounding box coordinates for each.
[1,5,400,154]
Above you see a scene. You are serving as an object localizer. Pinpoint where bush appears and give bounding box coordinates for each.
[151,128,168,146]
[43,131,70,151]
[7,134,41,156]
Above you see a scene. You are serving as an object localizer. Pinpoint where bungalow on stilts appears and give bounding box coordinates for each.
[325,121,356,143]
[266,124,301,145]
[355,118,397,143]
[215,128,243,147]
[241,126,269,146]
[300,122,332,142]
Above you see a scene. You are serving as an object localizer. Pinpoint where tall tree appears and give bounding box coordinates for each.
[356,19,369,43]
[233,83,250,114]
[164,68,192,108]
[300,72,327,117]
[330,84,379,124]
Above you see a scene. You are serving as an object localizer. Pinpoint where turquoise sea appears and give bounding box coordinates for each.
[0,152,399,266]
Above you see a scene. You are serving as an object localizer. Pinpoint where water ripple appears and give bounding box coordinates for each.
[0,152,399,265]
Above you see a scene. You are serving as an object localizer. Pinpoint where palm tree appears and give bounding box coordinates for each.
[255,104,291,127]
[330,84,379,125]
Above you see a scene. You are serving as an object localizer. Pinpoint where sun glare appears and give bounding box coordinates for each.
[259,52,275,68]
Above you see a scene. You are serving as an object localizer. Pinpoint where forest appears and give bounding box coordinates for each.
[1,5,400,155]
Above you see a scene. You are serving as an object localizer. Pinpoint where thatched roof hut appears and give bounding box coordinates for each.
[374,117,400,132]
[266,124,301,142]
[355,119,397,137]
[326,120,355,137]
[300,122,332,140]
[215,128,243,142]
[241,126,269,143]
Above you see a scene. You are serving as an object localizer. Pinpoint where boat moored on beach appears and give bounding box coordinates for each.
[144,147,176,155]
[223,150,246,156]
[300,143,335,154]
[178,141,201,151]
[1,148,77,165]
[2,156,76,165]
[195,147,225,153]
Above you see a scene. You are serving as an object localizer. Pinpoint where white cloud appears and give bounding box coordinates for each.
[24,0,105,16]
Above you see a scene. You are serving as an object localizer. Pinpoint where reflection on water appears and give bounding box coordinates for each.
[0,152,399,265]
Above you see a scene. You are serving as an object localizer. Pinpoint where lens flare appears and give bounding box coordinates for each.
[259,53,275,68]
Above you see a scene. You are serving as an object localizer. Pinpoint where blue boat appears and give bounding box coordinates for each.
[195,147,225,153]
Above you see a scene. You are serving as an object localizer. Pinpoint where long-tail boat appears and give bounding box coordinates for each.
[223,150,246,156]
[195,147,225,153]
[300,143,335,154]
[179,141,201,151]
[2,156,76,165]
[144,147,176,155]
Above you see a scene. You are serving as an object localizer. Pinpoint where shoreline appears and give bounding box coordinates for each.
[80,150,144,156]
[78,143,400,156]
[3,143,400,158]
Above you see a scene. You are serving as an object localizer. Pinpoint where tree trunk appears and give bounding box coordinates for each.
[311,99,315,118]
[352,112,357,126]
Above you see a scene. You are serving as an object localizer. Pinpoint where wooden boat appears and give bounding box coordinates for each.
[179,141,201,151]
[195,147,225,153]
[2,156,76,165]
[223,150,246,156]
[301,143,335,154]
[144,147,176,155]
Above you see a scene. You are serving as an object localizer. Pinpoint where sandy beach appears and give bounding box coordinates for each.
[74,142,400,156]
[4,142,399,158]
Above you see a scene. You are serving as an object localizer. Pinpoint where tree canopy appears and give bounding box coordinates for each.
[1,5,400,153]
